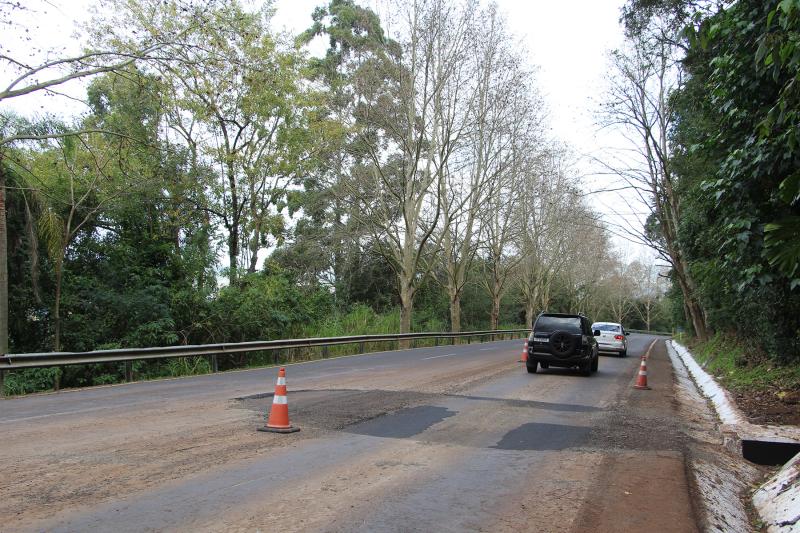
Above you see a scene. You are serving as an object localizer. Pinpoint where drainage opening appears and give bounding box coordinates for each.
[741,439,800,466]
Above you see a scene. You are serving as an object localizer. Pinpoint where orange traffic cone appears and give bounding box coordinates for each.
[633,356,651,390]
[519,339,529,363]
[258,367,300,433]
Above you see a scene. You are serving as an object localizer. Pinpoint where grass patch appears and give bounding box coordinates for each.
[688,332,800,395]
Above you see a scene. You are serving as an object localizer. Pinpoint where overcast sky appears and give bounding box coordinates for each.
[4,0,649,260]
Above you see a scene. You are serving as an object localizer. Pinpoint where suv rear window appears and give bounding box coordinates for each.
[534,316,581,334]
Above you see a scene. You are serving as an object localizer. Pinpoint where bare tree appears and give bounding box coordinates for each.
[560,229,616,317]
[629,259,667,330]
[605,265,637,325]
[600,24,709,340]
[479,142,528,330]
[434,5,531,333]
[516,148,586,325]
[343,0,476,338]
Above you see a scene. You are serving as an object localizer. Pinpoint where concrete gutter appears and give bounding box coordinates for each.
[668,340,800,532]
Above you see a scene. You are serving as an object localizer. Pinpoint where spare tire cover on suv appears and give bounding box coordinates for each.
[549,330,578,357]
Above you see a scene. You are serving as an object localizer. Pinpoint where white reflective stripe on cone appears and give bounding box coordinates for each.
[276,377,286,385]
[639,371,647,375]
[272,395,288,404]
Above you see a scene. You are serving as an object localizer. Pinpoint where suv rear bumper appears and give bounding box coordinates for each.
[529,350,592,366]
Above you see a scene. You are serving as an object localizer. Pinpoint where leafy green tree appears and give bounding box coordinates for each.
[669,0,800,362]
[0,0,222,354]
[286,0,393,302]
[152,1,328,286]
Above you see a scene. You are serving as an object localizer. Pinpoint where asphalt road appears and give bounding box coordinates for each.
[0,334,697,532]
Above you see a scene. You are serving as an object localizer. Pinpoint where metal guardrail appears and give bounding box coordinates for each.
[0,329,529,372]
[627,329,673,336]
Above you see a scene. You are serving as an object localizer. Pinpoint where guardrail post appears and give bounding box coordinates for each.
[322,345,329,359]
[124,361,133,382]
[434,337,439,347]
[211,355,218,373]
[359,342,365,354]
[0,369,5,396]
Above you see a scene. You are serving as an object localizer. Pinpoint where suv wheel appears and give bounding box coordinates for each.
[580,360,592,376]
[591,354,598,372]
[526,360,538,374]
[549,330,577,357]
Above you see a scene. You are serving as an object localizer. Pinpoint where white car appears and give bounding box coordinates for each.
[591,322,628,357]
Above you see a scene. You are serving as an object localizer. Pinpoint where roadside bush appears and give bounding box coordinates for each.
[4,368,61,395]
[690,332,800,393]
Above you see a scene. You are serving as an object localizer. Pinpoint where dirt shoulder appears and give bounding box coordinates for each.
[572,340,700,533]
[732,388,800,426]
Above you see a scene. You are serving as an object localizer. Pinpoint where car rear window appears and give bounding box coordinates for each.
[593,324,621,332]
[535,316,581,333]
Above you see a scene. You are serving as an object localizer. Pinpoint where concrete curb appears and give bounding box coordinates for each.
[669,341,745,425]
[668,340,800,533]
[669,340,800,449]
[666,341,756,533]
[753,453,800,532]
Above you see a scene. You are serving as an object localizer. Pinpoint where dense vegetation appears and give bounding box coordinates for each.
[2,0,673,394]
[613,0,799,376]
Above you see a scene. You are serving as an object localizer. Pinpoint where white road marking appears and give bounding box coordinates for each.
[643,339,658,359]
[0,403,157,424]
[423,353,458,360]
[479,348,493,351]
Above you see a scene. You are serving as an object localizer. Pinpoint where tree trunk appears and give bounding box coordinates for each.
[227,159,239,286]
[674,263,708,341]
[399,279,414,349]
[449,289,461,340]
[247,192,262,274]
[489,280,501,331]
[0,161,7,355]
[449,297,461,332]
[53,261,63,352]
[228,224,239,285]
[525,304,535,329]
[247,231,259,274]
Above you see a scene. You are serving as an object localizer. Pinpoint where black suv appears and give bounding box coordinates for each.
[526,313,600,375]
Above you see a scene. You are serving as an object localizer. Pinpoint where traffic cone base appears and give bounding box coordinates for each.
[259,367,300,433]
[258,425,300,434]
